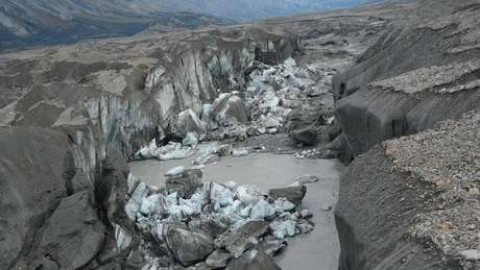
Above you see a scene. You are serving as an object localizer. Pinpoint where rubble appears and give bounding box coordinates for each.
[122,168,315,269]
[135,57,335,163]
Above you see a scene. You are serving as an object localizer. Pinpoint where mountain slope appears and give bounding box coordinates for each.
[0,0,387,51]
[154,0,371,22]
[0,0,231,51]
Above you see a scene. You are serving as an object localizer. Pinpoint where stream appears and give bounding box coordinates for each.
[129,151,344,269]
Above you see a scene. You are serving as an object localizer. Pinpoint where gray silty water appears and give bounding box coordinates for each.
[129,153,344,269]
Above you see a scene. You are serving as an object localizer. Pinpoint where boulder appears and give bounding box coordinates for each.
[260,239,287,257]
[173,109,207,139]
[246,126,262,137]
[35,191,105,270]
[289,127,318,146]
[264,116,281,129]
[269,185,307,207]
[166,225,214,267]
[189,218,229,239]
[0,127,74,267]
[216,144,233,156]
[126,249,145,268]
[166,169,203,199]
[285,108,325,132]
[226,249,281,270]
[206,250,232,269]
[215,221,270,258]
[212,93,248,126]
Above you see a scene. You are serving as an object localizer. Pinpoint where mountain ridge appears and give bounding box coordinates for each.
[0,0,399,51]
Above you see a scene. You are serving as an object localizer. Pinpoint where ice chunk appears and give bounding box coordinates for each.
[459,250,480,261]
[165,166,186,177]
[271,220,297,239]
[224,181,238,191]
[232,148,249,157]
[168,204,184,221]
[114,224,132,252]
[240,205,252,218]
[182,132,199,147]
[165,192,178,207]
[236,185,261,205]
[157,147,195,161]
[135,139,158,159]
[283,58,297,69]
[125,181,148,221]
[250,199,275,220]
[222,200,242,218]
[140,193,168,218]
[208,182,234,211]
[273,199,295,214]
[193,152,219,166]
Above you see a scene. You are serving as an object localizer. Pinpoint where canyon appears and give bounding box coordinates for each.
[1,0,479,269]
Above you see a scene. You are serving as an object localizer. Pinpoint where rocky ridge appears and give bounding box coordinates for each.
[333,0,480,269]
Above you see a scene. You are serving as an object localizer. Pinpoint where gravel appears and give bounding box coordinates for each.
[383,110,480,268]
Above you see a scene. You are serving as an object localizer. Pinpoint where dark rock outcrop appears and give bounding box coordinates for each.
[0,126,135,270]
[335,145,459,270]
[289,127,318,146]
[33,191,105,270]
[337,111,480,270]
[333,0,480,160]
[334,1,480,269]
[0,127,74,268]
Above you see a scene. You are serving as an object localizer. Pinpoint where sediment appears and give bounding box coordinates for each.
[333,1,480,269]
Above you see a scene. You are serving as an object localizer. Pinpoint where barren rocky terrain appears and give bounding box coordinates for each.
[2,1,480,270]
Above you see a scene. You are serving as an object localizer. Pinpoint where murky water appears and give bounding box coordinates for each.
[129,152,344,270]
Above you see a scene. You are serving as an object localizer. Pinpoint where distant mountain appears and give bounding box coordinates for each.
[0,0,385,51]
[0,0,231,51]
[154,0,371,22]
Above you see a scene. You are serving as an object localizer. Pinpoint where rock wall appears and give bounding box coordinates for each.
[332,0,480,160]
[337,111,480,270]
[334,1,480,269]
[0,26,298,158]
[336,146,461,270]
[0,125,131,269]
